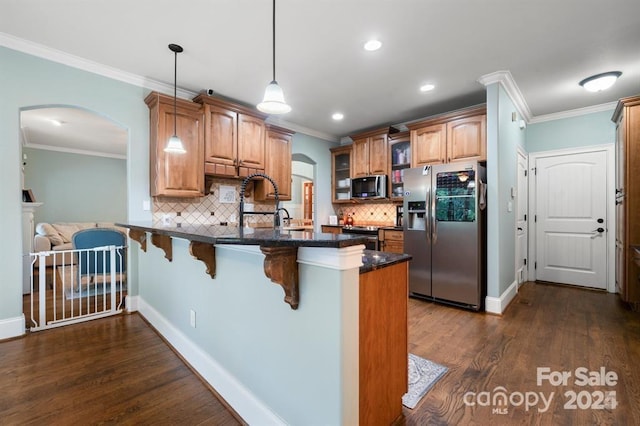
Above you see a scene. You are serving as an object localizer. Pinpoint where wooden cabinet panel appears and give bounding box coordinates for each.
[411,123,446,166]
[613,95,640,308]
[359,262,408,425]
[321,225,343,234]
[204,105,237,170]
[146,92,204,198]
[237,114,265,176]
[379,229,404,254]
[255,125,293,201]
[352,130,388,177]
[369,133,389,175]
[447,114,486,162]
[194,94,267,178]
[352,137,369,177]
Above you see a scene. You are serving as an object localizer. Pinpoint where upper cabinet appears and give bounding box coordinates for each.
[331,146,352,203]
[194,94,267,179]
[255,125,294,201]
[388,132,411,200]
[145,92,205,198]
[408,106,486,167]
[351,128,388,177]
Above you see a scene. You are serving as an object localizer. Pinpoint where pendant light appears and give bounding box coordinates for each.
[257,0,291,114]
[164,43,186,154]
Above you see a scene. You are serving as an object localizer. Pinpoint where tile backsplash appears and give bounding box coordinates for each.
[332,203,398,227]
[153,178,275,227]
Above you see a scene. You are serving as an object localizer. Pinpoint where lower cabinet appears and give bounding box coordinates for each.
[379,229,404,253]
[359,261,408,425]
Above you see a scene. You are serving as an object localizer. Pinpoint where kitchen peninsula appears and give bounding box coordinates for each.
[119,221,410,425]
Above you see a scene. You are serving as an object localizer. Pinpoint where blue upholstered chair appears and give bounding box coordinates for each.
[72,228,126,286]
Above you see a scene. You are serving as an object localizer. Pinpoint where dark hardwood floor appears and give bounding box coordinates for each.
[402,282,640,425]
[3,281,639,425]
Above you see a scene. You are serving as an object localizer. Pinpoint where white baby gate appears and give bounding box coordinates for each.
[29,245,127,331]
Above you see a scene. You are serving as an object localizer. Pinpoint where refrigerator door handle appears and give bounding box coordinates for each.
[426,186,431,242]
[431,186,437,244]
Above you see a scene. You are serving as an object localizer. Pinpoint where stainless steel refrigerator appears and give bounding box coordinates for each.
[403,162,486,310]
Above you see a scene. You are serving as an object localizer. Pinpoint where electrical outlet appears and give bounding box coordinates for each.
[190,309,196,328]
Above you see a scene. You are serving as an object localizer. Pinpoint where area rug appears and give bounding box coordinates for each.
[402,354,448,409]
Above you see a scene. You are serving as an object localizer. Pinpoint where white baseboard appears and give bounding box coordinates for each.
[485,280,518,314]
[0,314,25,340]
[126,294,139,312]
[137,298,285,426]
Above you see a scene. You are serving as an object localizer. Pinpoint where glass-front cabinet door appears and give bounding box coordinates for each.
[389,132,411,200]
[331,145,352,203]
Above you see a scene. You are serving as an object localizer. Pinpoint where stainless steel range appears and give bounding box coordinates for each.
[341,226,379,250]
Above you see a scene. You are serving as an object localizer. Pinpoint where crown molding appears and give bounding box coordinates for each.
[528,101,617,124]
[24,143,126,160]
[265,116,339,143]
[478,70,532,122]
[0,32,197,100]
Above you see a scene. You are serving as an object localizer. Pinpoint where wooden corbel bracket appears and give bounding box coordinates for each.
[151,233,173,261]
[189,241,216,279]
[129,229,147,252]
[260,246,299,310]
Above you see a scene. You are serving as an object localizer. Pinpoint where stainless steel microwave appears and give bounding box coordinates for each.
[351,175,387,199]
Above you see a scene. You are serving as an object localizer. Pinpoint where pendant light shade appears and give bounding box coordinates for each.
[257,0,291,114]
[164,43,186,154]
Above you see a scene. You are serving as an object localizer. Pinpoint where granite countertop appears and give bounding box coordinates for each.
[117,221,370,248]
[360,250,412,274]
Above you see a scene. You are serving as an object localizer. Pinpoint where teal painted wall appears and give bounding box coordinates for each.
[291,133,339,230]
[526,109,615,152]
[0,46,150,323]
[486,84,526,299]
[23,148,127,224]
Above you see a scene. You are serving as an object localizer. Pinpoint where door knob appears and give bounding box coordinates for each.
[597,218,604,223]
[596,227,605,233]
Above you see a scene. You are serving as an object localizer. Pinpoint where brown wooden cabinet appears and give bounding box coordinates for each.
[359,261,408,425]
[194,94,267,179]
[331,146,353,203]
[321,225,343,234]
[255,125,294,201]
[351,128,388,177]
[145,92,205,198]
[389,132,411,200]
[378,229,404,253]
[613,95,640,309]
[408,106,486,166]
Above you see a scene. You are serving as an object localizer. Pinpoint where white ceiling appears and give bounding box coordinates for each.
[3,0,640,151]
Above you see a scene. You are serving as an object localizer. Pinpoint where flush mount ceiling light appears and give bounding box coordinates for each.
[48,119,63,126]
[420,83,435,92]
[579,71,622,92]
[257,0,291,114]
[364,39,382,51]
[332,112,344,121]
[164,43,186,154]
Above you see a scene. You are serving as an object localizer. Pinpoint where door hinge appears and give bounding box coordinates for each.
[532,167,537,175]
[524,170,528,177]
[524,214,527,221]
[534,261,537,269]
[534,215,537,222]
[524,258,527,265]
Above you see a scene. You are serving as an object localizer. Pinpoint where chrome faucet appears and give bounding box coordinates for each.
[239,173,280,229]
[276,207,291,227]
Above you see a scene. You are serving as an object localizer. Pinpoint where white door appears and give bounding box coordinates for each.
[535,150,607,289]
[516,151,528,285]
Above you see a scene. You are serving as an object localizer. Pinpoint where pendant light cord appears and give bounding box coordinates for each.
[272,0,276,82]
[173,49,178,136]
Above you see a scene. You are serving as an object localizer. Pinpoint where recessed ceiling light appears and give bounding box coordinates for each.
[579,71,622,92]
[420,84,435,92]
[332,112,344,121]
[364,40,382,51]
